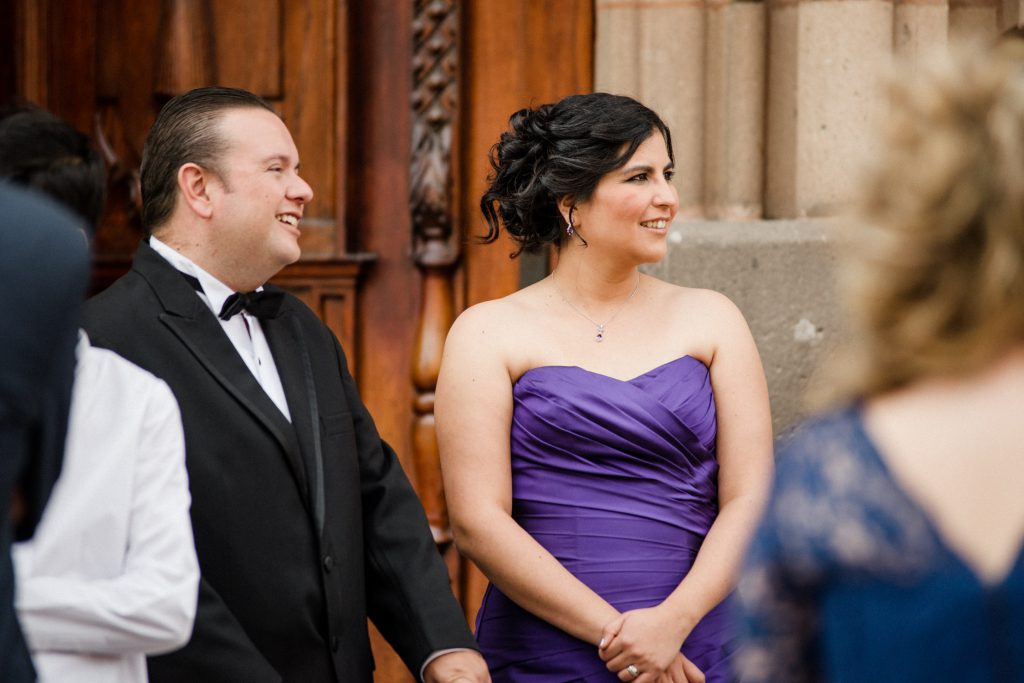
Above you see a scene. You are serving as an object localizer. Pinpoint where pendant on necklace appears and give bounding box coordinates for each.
[594,325,605,343]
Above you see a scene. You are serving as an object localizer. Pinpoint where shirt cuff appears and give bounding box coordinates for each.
[419,648,477,681]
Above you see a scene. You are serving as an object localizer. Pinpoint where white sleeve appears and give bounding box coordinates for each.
[16,378,199,655]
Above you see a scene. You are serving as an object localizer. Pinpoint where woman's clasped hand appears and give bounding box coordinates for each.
[598,607,706,683]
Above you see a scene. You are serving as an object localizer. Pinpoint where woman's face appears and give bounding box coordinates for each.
[571,132,678,265]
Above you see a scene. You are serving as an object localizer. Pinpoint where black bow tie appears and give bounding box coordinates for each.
[181,273,284,320]
[218,290,284,320]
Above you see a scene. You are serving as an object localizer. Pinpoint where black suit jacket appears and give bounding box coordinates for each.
[83,240,476,682]
[0,183,89,682]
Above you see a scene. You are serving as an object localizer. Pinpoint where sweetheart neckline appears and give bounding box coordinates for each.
[515,354,704,386]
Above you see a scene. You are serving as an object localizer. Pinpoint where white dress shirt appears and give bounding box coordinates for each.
[149,237,291,421]
[13,332,199,683]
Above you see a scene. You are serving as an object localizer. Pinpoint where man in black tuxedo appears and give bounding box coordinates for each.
[83,87,487,683]
[0,183,89,681]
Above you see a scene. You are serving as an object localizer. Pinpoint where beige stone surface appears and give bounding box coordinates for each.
[894,1,949,62]
[591,0,1024,439]
[796,2,894,216]
[596,1,706,216]
[766,3,799,217]
[1001,0,1024,30]
[949,0,999,39]
[767,0,893,219]
[645,218,843,435]
[595,0,640,97]
[638,1,707,219]
[705,1,767,220]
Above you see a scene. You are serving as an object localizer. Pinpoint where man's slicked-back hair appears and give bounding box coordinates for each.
[0,102,106,234]
[140,86,275,233]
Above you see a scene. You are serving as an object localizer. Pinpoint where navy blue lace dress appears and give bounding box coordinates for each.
[736,406,1024,682]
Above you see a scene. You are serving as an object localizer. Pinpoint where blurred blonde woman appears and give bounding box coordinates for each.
[735,41,1024,682]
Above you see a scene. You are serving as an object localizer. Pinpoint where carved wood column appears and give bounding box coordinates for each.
[410,0,459,574]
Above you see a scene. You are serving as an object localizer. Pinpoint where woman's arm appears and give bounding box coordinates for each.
[436,303,620,645]
[601,291,774,676]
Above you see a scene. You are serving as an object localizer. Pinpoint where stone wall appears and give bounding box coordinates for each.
[644,219,841,435]
[599,0,1011,432]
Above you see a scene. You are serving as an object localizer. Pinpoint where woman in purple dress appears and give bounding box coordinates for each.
[435,93,773,683]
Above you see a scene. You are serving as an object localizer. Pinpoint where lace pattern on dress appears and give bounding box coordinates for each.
[735,407,944,682]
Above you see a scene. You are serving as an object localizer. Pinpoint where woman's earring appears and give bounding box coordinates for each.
[566,206,575,236]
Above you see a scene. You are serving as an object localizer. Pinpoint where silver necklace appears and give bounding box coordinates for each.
[556,274,641,343]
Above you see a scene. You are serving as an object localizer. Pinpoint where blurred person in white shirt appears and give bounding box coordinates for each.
[0,103,198,683]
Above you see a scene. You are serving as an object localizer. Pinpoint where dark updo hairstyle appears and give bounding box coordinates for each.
[480,92,673,257]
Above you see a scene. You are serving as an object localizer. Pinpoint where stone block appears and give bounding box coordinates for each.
[596,0,708,218]
[1000,0,1024,30]
[645,218,842,435]
[949,0,999,39]
[705,0,767,220]
[642,1,707,218]
[766,0,893,219]
[595,0,640,97]
[894,0,949,62]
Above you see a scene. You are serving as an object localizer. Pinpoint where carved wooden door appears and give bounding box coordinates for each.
[2,1,592,680]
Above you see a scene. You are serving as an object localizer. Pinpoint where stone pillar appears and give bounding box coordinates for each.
[705,0,767,220]
[596,0,707,218]
[765,0,894,218]
[1000,0,1024,29]
[593,0,1019,437]
[894,0,949,64]
[595,0,640,96]
[949,0,999,39]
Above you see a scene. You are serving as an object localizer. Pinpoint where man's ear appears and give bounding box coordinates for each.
[177,163,215,219]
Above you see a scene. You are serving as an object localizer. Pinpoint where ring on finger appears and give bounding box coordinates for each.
[625,664,640,679]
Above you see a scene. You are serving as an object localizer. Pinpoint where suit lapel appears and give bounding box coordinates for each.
[132,242,311,501]
[263,308,325,535]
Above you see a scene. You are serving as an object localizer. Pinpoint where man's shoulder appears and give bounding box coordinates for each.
[79,334,171,394]
[84,269,152,318]
[82,270,169,361]
[272,286,335,336]
[76,337,178,422]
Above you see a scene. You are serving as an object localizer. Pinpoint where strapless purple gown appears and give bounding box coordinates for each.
[475,356,737,682]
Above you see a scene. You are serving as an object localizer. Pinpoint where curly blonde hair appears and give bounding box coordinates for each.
[824,40,1024,404]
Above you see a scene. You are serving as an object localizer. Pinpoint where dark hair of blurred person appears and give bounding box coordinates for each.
[0,184,90,683]
[0,103,105,234]
[1,104,199,683]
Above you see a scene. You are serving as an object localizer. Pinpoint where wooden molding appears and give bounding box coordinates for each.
[409,0,459,554]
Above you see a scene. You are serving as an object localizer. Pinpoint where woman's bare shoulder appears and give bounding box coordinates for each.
[451,291,531,335]
[647,277,743,320]
[446,287,548,364]
[642,278,753,365]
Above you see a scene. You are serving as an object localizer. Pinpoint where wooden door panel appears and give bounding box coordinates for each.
[211,0,283,97]
[2,1,594,679]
